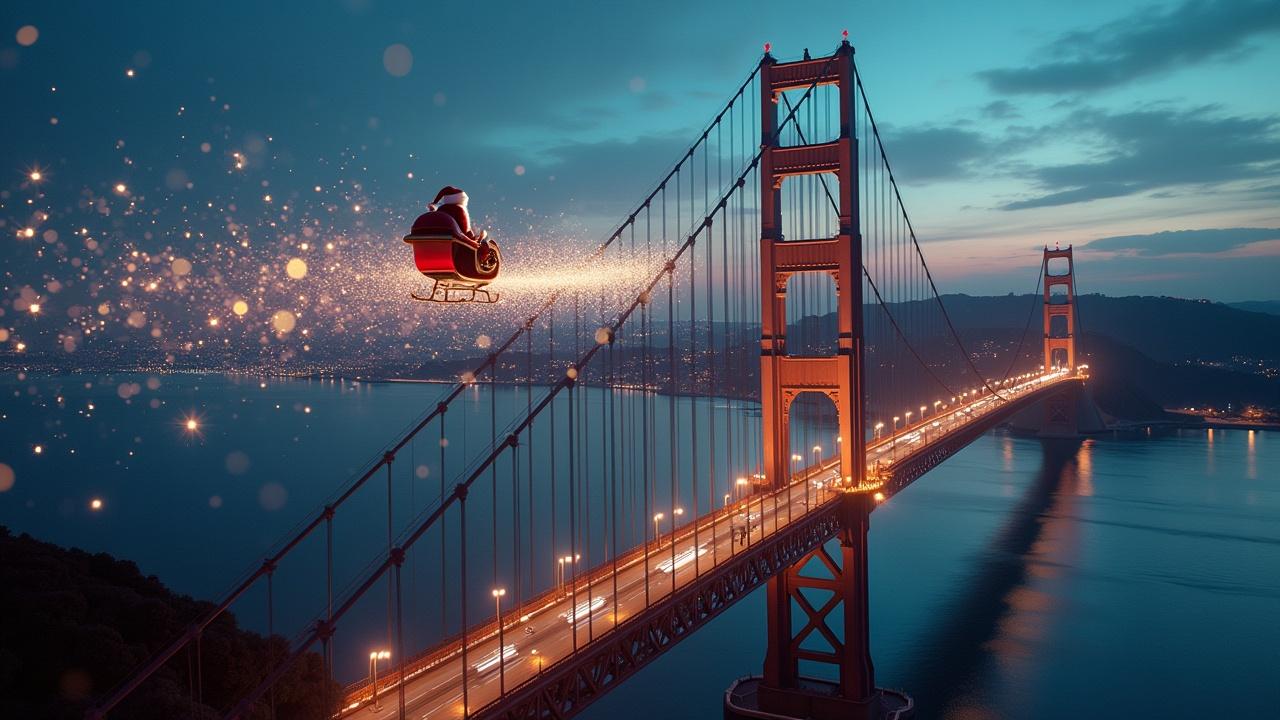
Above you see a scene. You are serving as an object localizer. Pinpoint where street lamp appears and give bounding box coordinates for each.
[368,649,391,710]
[920,405,926,420]
[532,648,543,674]
[735,476,749,501]
[556,554,580,597]
[891,416,900,461]
[723,492,731,508]
[653,512,665,548]
[874,421,884,441]
[492,588,507,691]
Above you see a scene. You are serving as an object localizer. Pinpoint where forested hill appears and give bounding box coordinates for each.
[0,527,337,720]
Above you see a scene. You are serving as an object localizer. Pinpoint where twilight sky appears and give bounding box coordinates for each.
[3,0,1279,311]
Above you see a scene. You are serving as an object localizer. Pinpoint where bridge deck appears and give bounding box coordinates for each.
[340,371,1084,718]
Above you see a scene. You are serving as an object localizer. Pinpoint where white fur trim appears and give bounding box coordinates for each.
[427,203,438,211]
[436,191,468,207]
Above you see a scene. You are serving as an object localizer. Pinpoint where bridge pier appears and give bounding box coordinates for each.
[724,492,913,720]
[725,676,913,720]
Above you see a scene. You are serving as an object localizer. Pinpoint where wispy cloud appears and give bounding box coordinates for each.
[1001,105,1280,210]
[1086,227,1280,256]
[979,0,1280,94]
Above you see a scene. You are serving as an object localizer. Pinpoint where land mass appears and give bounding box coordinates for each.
[0,527,337,720]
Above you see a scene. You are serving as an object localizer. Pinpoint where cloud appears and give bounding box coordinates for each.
[981,101,1020,120]
[879,126,991,182]
[1086,227,1280,256]
[979,0,1280,94]
[1000,105,1280,210]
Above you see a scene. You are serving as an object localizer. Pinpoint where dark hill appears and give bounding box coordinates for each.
[0,527,337,720]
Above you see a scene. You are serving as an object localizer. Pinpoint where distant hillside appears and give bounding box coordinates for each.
[0,527,336,720]
[1229,300,1280,317]
[1083,333,1279,417]
[938,294,1280,366]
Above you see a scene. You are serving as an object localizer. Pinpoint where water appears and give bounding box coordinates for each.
[2,374,1277,718]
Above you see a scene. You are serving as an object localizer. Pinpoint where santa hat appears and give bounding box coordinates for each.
[428,185,468,211]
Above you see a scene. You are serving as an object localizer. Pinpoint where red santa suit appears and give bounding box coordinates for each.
[413,185,487,243]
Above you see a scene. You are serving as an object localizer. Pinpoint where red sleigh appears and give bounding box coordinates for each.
[403,211,501,303]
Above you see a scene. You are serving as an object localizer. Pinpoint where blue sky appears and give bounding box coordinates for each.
[3,0,1279,302]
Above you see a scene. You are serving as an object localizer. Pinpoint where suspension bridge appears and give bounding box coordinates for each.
[88,39,1090,720]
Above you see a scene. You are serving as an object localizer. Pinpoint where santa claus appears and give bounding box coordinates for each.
[415,185,488,243]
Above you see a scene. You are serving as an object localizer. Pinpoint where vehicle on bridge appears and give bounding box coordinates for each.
[559,596,607,624]
[472,644,518,674]
[657,545,708,573]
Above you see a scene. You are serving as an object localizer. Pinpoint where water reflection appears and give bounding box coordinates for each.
[1247,430,1257,480]
[902,438,1083,718]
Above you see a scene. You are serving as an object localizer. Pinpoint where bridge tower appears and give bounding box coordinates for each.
[728,40,908,720]
[1040,244,1086,435]
[1043,245,1076,371]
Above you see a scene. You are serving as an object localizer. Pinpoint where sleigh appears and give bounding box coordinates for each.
[403,211,501,303]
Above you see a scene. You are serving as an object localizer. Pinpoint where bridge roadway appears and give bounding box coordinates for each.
[341,369,1080,719]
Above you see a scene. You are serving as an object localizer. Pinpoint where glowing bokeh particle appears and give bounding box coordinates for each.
[29,170,42,181]
[383,44,413,77]
[115,183,127,194]
[0,463,14,492]
[16,25,38,46]
[232,300,249,316]
[285,258,308,279]
[90,498,104,511]
[29,303,41,314]
[271,310,296,333]
[171,257,193,276]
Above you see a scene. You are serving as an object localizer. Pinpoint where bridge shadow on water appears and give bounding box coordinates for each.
[899,437,1085,720]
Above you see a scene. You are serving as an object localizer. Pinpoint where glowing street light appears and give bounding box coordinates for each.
[493,588,508,691]
[652,512,665,548]
[874,422,884,441]
[368,649,391,710]
[556,554,580,596]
